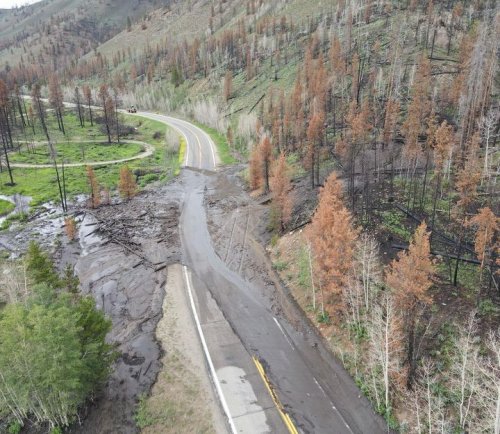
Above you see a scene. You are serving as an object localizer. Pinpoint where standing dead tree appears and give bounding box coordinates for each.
[270,152,293,232]
[308,172,359,316]
[31,83,66,212]
[82,84,93,126]
[0,79,15,185]
[386,222,435,387]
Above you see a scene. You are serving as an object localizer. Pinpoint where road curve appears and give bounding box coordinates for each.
[130,111,218,171]
[19,98,217,171]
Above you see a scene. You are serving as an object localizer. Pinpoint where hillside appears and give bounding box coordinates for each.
[0,0,499,432]
[0,0,169,71]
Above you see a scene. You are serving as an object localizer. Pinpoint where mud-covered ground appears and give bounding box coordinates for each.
[0,180,183,434]
[70,183,182,434]
[203,166,320,337]
[0,165,323,434]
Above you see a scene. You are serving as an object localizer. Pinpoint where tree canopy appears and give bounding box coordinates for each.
[0,244,113,430]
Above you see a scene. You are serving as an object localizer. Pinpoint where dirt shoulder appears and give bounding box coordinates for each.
[138,263,227,434]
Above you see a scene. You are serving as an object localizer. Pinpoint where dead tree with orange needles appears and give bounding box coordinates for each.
[467,208,499,291]
[308,172,359,317]
[260,136,272,193]
[249,144,262,191]
[86,165,100,209]
[306,111,324,188]
[386,222,435,387]
[118,165,137,200]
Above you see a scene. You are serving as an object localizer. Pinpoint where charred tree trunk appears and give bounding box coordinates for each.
[1,132,14,185]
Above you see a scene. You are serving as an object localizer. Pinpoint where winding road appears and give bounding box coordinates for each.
[13,99,387,432]
[134,110,388,434]
[131,112,218,170]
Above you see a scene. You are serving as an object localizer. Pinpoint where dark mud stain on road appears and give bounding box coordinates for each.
[67,182,182,434]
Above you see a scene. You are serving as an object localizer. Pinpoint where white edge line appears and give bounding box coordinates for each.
[182,265,238,434]
[175,118,217,170]
[161,116,190,167]
[138,113,190,167]
[313,377,328,398]
[196,129,203,169]
[196,125,217,169]
[123,110,215,170]
[273,317,295,351]
[312,376,354,434]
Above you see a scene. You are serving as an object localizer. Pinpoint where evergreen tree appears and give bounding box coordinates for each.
[0,286,112,429]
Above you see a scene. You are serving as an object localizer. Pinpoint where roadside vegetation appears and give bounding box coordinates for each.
[0,0,498,432]
[0,243,114,433]
[0,99,181,208]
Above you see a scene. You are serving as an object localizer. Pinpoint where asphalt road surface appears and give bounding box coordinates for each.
[133,111,389,434]
[134,111,218,170]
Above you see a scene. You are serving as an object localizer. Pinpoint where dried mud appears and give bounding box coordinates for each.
[0,180,183,434]
[203,165,317,336]
[69,183,182,434]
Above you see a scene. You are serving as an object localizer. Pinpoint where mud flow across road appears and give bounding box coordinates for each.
[181,166,389,434]
[0,164,387,433]
[68,182,183,434]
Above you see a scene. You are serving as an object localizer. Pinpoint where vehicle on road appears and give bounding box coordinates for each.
[127,105,137,113]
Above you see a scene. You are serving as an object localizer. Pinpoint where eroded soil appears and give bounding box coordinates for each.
[0,180,183,434]
[69,182,182,434]
[203,166,320,342]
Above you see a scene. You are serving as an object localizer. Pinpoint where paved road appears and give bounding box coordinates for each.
[23,99,388,431]
[132,112,389,433]
[132,111,218,170]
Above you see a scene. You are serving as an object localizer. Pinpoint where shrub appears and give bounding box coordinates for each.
[7,421,22,434]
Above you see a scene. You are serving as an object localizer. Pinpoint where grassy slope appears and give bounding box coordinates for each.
[94,0,247,59]
[9,141,143,164]
[94,0,329,159]
[0,111,179,206]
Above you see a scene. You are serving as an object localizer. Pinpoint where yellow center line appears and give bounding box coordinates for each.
[252,356,299,434]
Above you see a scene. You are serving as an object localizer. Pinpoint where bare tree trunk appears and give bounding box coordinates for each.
[1,133,14,185]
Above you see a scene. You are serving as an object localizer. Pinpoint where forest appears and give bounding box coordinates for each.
[0,0,498,432]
